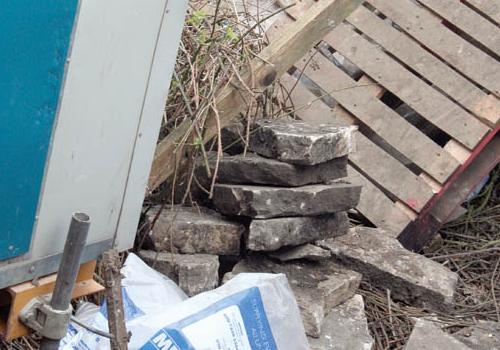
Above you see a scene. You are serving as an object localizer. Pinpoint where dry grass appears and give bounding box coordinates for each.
[150,0,290,206]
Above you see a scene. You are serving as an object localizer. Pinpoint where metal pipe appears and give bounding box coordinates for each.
[40,212,90,350]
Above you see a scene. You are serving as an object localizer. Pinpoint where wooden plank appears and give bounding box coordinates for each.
[464,0,500,24]
[348,166,412,236]
[417,0,500,56]
[368,0,500,96]
[0,261,103,340]
[149,0,364,190]
[325,23,490,149]
[295,49,459,183]
[445,140,472,164]
[281,73,435,211]
[348,6,500,127]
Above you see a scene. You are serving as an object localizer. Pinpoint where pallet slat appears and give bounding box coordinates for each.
[464,0,500,24]
[325,23,489,150]
[281,74,435,211]
[417,0,500,56]
[295,50,459,183]
[368,0,500,96]
[348,6,500,127]
[348,166,412,236]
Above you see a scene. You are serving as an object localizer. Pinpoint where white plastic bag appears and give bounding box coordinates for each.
[130,273,309,350]
[60,253,187,350]
[61,255,308,350]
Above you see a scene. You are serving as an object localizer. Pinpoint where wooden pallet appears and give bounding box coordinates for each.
[270,0,500,242]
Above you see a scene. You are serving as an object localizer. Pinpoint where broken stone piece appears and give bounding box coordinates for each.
[405,319,472,350]
[453,321,500,350]
[146,205,244,255]
[227,255,361,337]
[250,119,356,165]
[319,227,458,313]
[208,152,347,186]
[139,250,219,297]
[212,183,361,218]
[248,213,348,251]
[308,294,374,350]
[270,244,332,262]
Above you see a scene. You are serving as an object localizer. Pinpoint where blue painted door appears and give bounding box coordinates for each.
[0,1,79,260]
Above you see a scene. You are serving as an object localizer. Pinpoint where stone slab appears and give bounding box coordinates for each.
[139,250,219,297]
[248,213,349,251]
[270,244,332,262]
[453,321,500,350]
[221,122,246,155]
[212,182,361,218]
[319,227,458,313]
[146,205,244,255]
[309,294,374,350]
[227,255,361,337]
[209,152,347,186]
[405,319,472,350]
[250,119,356,165]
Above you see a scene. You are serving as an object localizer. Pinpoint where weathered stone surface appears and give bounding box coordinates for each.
[405,319,472,350]
[248,213,349,251]
[270,244,332,262]
[309,294,374,350]
[319,227,458,312]
[221,122,246,155]
[250,119,356,165]
[212,183,361,218]
[453,321,500,350]
[146,205,244,255]
[139,250,219,296]
[227,255,361,337]
[209,152,347,187]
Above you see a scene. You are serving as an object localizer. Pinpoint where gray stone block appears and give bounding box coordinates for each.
[250,119,356,165]
[319,227,458,313]
[212,183,361,218]
[146,205,244,255]
[453,321,500,350]
[208,152,347,186]
[248,213,349,251]
[405,319,472,350]
[227,256,361,337]
[139,250,219,297]
[269,244,332,262]
[308,294,374,350]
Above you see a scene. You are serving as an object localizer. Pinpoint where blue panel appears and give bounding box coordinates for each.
[0,1,78,260]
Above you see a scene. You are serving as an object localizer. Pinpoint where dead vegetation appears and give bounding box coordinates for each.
[151,0,291,205]
[361,167,500,349]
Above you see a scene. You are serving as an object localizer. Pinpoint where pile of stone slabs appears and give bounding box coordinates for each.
[211,119,361,253]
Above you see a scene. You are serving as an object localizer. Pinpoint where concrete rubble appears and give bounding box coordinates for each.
[249,119,356,165]
[139,250,219,297]
[248,213,349,251]
[145,205,244,255]
[226,255,362,337]
[319,227,458,312]
[405,319,473,350]
[137,119,462,346]
[452,321,500,350]
[212,182,361,218]
[309,294,374,350]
